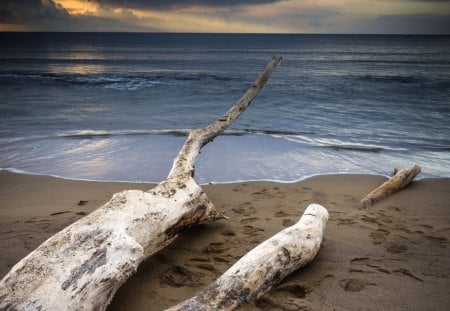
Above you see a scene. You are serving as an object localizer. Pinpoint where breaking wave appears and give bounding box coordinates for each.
[0,72,236,91]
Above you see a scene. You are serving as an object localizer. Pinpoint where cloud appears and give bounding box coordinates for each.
[95,0,283,10]
[1,0,448,33]
[0,0,69,23]
[331,13,450,34]
[0,0,158,31]
[373,13,450,34]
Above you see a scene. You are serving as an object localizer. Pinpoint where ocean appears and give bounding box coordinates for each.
[0,33,449,183]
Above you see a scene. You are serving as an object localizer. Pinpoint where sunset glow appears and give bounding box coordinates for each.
[54,0,99,15]
[0,0,449,33]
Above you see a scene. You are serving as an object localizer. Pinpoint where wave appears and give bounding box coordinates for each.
[60,129,191,139]
[343,74,450,91]
[355,74,423,84]
[0,72,236,90]
[3,129,447,154]
[56,129,319,139]
[280,134,409,153]
[322,144,385,153]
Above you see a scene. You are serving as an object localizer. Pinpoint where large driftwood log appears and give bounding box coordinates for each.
[166,204,329,311]
[0,56,282,311]
[360,164,421,209]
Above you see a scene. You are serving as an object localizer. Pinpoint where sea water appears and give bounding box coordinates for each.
[0,33,449,183]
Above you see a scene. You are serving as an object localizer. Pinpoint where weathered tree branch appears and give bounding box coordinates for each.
[0,56,282,311]
[166,204,329,311]
[360,164,421,209]
[168,55,283,181]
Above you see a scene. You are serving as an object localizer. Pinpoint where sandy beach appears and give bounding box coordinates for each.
[0,171,449,310]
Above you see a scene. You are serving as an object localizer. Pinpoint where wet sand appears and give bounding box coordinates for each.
[0,171,449,310]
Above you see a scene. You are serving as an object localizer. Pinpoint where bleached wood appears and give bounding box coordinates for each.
[360,164,421,209]
[166,204,329,311]
[0,56,282,311]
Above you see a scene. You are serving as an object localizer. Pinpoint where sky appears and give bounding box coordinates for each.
[0,0,449,34]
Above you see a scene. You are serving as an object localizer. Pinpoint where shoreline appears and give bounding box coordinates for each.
[0,171,449,310]
[1,167,447,186]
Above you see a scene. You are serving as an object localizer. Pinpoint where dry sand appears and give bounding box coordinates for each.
[0,171,449,310]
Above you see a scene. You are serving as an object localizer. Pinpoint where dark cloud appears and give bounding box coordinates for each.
[1,0,448,33]
[335,13,450,34]
[374,14,450,34]
[0,0,69,23]
[0,0,156,31]
[95,0,282,10]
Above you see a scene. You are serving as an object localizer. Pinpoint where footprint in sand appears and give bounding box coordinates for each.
[387,206,402,212]
[255,297,311,311]
[220,229,236,237]
[241,217,259,224]
[254,297,282,310]
[274,211,289,218]
[339,279,376,292]
[251,189,268,196]
[232,203,255,216]
[277,284,311,299]
[159,265,205,287]
[194,263,216,272]
[232,206,245,214]
[386,243,408,254]
[337,218,357,225]
[424,235,448,246]
[188,256,210,263]
[359,214,379,225]
[369,229,390,244]
[212,256,230,263]
[243,225,264,235]
[203,242,228,254]
[349,257,387,274]
[350,257,412,276]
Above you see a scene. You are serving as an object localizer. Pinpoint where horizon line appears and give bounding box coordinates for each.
[0,31,449,36]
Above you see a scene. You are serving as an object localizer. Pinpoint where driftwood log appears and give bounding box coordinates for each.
[167,204,329,311]
[360,164,421,209]
[0,56,283,311]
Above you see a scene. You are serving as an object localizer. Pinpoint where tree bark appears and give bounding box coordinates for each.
[360,164,421,209]
[166,204,329,311]
[0,56,283,311]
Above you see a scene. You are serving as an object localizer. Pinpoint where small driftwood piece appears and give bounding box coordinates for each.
[360,164,421,209]
[167,204,329,311]
[0,56,282,311]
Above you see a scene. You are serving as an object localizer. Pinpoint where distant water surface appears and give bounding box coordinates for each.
[0,33,449,183]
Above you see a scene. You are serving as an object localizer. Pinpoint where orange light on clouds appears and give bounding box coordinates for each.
[1,0,447,33]
[133,9,289,33]
[54,0,98,15]
[0,23,28,31]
